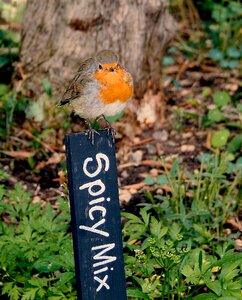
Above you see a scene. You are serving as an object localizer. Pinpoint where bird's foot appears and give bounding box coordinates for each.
[86,128,100,145]
[85,119,100,145]
[98,115,116,143]
[105,126,116,143]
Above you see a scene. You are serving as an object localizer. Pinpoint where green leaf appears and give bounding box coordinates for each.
[140,209,150,227]
[22,288,38,300]
[126,288,150,299]
[181,264,194,278]
[213,91,231,107]
[33,258,62,273]
[225,281,241,296]
[229,1,242,14]
[55,272,75,287]
[204,277,222,296]
[48,297,66,300]
[168,47,176,54]
[193,293,217,300]
[170,160,179,178]
[2,282,14,295]
[202,87,212,98]
[218,297,239,300]
[227,134,242,153]
[36,287,46,298]
[211,130,230,148]
[220,60,230,69]
[169,222,181,240]
[223,267,240,281]
[227,60,238,69]
[156,174,168,186]
[122,212,144,224]
[0,170,10,180]
[205,253,242,274]
[227,47,241,58]
[207,108,223,122]
[181,257,201,285]
[42,78,52,97]
[27,156,35,169]
[150,216,168,239]
[194,224,213,240]
[226,122,242,129]
[163,56,175,66]
[0,185,6,201]
[28,277,48,288]
[0,83,9,96]
[236,157,242,166]
[0,55,10,68]
[144,176,155,186]
[9,285,21,300]
[219,260,241,281]
[24,224,32,243]
[236,103,242,112]
[208,49,223,61]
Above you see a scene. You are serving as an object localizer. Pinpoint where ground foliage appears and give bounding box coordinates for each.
[0,0,241,299]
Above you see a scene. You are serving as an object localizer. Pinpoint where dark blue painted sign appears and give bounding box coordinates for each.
[65,131,127,300]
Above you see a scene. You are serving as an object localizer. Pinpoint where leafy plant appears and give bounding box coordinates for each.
[124,209,242,299]
[202,90,242,153]
[171,0,242,69]
[183,246,242,299]
[171,107,199,130]
[124,212,190,299]
[211,129,230,148]
[0,86,29,138]
[125,154,241,299]
[205,1,242,69]
[0,183,77,300]
[0,0,25,70]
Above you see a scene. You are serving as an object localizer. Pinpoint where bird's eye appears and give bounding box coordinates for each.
[109,67,114,72]
[99,64,103,70]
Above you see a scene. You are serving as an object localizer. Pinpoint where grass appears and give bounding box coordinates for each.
[0,153,241,299]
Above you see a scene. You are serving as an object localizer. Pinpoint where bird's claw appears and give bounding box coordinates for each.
[86,128,100,145]
[105,126,116,143]
[99,115,116,143]
[85,116,116,144]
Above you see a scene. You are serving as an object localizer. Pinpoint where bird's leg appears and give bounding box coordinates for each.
[85,119,100,145]
[100,115,116,143]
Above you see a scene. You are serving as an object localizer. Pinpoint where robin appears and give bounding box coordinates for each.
[59,49,133,143]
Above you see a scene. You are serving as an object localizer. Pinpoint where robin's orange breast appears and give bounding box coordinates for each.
[94,63,133,105]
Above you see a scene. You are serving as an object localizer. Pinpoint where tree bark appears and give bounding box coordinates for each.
[20,0,176,99]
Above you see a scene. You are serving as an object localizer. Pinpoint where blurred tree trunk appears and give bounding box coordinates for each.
[20,0,176,99]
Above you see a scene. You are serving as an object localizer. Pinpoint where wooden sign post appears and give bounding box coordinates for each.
[65,130,127,300]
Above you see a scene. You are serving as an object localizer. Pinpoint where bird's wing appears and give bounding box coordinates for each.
[59,58,94,106]
[59,73,83,106]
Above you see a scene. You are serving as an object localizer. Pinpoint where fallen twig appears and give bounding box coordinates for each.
[131,137,155,147]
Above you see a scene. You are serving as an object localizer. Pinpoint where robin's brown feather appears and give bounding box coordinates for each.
[59,50,133,121]
[59,58,94,105]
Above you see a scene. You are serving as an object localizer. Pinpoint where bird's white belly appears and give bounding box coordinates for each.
[103,100,127,117]
[71,80,128,120]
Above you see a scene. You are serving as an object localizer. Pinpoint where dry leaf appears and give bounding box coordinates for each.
[180,145,195,152]
[119,189,132,204]
[0,150,35,158]
[35,152,65,169]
